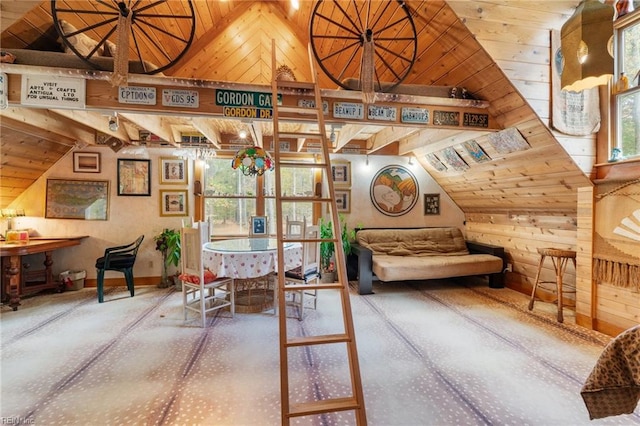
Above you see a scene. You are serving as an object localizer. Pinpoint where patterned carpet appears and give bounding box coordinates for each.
[1,279,638,425]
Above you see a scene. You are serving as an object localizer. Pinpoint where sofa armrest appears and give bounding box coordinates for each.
[466,241,504,257]
[351,244,374,295]
[466,241,505,288]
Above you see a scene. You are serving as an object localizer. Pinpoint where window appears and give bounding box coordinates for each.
[614,12,640,159]
[264,162,316,227]
[203,157,317,236]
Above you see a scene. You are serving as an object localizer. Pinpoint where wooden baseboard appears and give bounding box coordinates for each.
[84,276,161,288]
[576,313,594,330]
[593,319,627,337]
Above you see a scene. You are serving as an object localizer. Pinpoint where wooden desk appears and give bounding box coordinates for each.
[0,236,88,311]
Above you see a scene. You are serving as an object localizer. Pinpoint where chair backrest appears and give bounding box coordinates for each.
[302,225,320,276]
[286,216,306,239]
[100,234,144,270]
[106,234,144,258]
[130,234,145,257]
[181,222,209,281]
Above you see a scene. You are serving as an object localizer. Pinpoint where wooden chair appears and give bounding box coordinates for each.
[95,235,144,303]
[528,247,577,323]
[278,216,305,316]
[285,224,321,320]
[285,216,305,240]
[181,222,234,327]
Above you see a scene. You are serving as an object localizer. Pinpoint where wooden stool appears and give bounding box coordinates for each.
[528,248,577,323]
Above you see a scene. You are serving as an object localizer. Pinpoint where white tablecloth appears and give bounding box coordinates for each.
[203,238,302,279]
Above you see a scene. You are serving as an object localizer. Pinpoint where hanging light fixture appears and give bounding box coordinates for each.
[560,0,614,92]
[231,146,274,176]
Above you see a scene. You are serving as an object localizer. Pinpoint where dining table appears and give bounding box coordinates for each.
[203,237,302,313]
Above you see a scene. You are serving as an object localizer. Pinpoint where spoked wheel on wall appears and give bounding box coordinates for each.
[50,0,196,74]
[309,0,417,91]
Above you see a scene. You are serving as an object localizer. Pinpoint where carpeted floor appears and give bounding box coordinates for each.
[1,279,638,425]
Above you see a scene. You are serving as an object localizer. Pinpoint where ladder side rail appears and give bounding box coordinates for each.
[271,39,291,423]
[307,42,368,425]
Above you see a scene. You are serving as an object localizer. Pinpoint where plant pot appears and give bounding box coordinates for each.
[320,271,335,283]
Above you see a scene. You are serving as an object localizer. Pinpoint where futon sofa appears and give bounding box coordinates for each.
[351,227,505,294]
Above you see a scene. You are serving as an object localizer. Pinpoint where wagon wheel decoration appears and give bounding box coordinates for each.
[309,0,417,98]
[51,0,195,77]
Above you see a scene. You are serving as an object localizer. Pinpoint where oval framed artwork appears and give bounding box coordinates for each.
[369,165,419,216]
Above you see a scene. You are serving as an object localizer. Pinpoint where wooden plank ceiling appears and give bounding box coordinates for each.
[0,0,592,212]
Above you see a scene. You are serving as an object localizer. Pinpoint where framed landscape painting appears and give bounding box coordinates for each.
[45,179,109,220]
[73,152,101,173]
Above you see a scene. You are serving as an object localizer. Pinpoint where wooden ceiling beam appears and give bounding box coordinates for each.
[191,117,222,149]
[1,107,95,145]
[251,121,263,147]
[0,116,76,147]
[368,126,419,153]
[401,129,492,156]
[334,124,367,151]
[49,109,131,143]
[119,113,176,145]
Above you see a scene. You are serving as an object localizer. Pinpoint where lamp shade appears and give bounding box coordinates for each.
[560,0,614,92]
[231,146,274,176]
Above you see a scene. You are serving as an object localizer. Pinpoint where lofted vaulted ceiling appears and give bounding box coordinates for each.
[0,0,592,212]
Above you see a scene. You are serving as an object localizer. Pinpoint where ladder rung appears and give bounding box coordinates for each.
[288,397,360,417]
[283,237,339,244]
[278,196,333,203]
[276,80,315,90]
[278,106,320,115]
[283,283,344,291]
[286,333,351,347]
[278,132,322,139]
[278,161,327,168]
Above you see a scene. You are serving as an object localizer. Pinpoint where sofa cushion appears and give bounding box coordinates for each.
[356,227,469,256]
[373,254,503,282]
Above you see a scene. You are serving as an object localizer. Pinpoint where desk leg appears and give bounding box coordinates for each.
[4,255,22,311]
[43,251,62,292]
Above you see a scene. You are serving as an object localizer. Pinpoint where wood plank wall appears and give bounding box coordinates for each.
[448,1,593,309]
[452,2,635,335]
[449,1,596,176]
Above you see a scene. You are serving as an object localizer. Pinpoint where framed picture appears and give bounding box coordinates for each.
[370,165,419,217]
[45,179,109,220]
[159,157,188,184]
[335,189,351,213]
[250,216,268,236]
[424,193,440,215]
[159,189,188,217]
[73,152,101,173]
[331,161,351,187]
[117,159,151,196]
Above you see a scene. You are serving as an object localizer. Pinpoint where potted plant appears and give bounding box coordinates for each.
[154,228,181,288]
[319,214,358,282]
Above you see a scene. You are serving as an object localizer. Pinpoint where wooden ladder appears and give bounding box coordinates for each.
[271,40,367,425]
